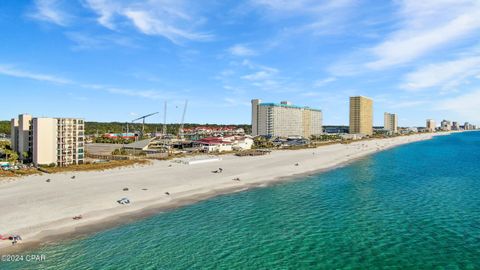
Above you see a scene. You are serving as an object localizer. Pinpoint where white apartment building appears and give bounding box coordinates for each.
[251,99,322,138]
[452,121,459,130]
[11,114,85,166]
[441,120,451,131]
[10,114,32,160]
[464,122,477,130]
[384,112,398,133]
[426,119,436,132]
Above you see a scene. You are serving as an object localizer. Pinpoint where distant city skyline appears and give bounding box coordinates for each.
[1,1,479,126]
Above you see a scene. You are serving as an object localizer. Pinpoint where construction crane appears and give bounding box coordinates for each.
[163,101,167,136]
[132,112,159,139]
[178,100,188,140]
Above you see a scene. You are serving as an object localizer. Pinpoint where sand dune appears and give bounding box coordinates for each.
[0,133,443,253]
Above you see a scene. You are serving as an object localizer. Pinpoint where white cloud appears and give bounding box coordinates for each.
[223,85,245,95]
[29,0,212,44]
[236,60,302,92]
[390,100,427,109]
[224,97,250,107]
[436,89,480,123]
[81,84,182,100]
[228,44,256,56]
[83,0,118,29]
[67,92,88,101]
[105,87,166,100]
[251,0,357,38]
[0,65,71,84]
[83,0,212,43]
[123,10,211,43]
[241,62,278,81]
[240,60,277,72]
[366,0,480,69]
[300,91,323,97]
[65,32,137,50]
[0,64,179,100]
[242,70,277,81]
[251,0,355,14]
[401,56,480,91]
[220,70,235,77]
[29,0,69,26]
[327,57,364,77]
[313,77,336,88]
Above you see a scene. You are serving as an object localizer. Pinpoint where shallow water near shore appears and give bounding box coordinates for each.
[3,132,480,269]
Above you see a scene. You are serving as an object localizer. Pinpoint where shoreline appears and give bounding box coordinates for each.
[0,133,450,255]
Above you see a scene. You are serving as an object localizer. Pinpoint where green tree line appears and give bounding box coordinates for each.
[0,140,18,162]
[0,121,251,136]
[0,121,9,135]
[85,122,251,135]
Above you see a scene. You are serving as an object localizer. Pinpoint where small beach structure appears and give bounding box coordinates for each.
[193,136,253,153]
[177,156,221,165]
[122,138,154,153]
[195,137,233,152]
[235,149,271,156]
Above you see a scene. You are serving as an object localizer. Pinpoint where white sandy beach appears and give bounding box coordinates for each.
[0,133,444,253]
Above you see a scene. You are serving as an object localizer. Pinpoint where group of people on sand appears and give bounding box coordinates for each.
[211,167,244,182]
[212,168,223,173]
[0,234,22,245]
[45,175,76,183]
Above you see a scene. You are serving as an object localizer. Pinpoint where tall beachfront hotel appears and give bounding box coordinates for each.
[11,114,85,166]
[426,119,436,132]
[251,99,323,138]
[349,96,373,136]
[384,112,398,133]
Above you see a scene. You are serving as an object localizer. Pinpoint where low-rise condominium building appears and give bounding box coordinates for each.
[10,114,85,166]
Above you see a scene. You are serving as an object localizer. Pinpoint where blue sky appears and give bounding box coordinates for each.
[1,0,479,126]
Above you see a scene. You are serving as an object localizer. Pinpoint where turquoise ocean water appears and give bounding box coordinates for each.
[3,132,480,269]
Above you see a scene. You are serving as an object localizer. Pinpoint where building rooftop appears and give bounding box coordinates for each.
[259,102,322,112]
[350,96,373,101]
[196,137,232,145]
[122,138,154,150]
